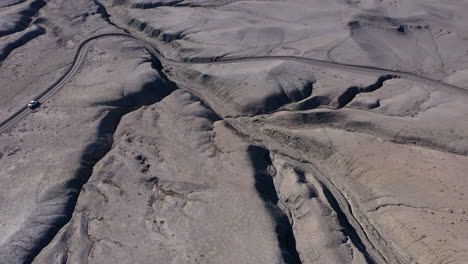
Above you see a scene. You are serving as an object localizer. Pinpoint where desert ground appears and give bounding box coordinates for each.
[0,0,467,263]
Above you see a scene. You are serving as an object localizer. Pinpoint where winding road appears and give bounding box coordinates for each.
[0,32,466,134]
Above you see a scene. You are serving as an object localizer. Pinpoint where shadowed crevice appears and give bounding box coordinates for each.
[0,0,46,38]
[321,185,376,264]
[337,74,398,108]
[0,55,178,264]
[0,26,45,62]
[247,145,302,264]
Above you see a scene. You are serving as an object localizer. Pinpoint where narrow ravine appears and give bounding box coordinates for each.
[337,75,398,108]
[3,1,463,263]
[247,145,303,264]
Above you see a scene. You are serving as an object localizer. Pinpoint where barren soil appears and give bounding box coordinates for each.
[1,0,467,263]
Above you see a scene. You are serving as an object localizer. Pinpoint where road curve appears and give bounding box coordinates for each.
[1,32,466,134]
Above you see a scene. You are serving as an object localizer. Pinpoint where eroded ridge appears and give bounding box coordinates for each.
[1,0,468,263]
[0,36,176,263]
